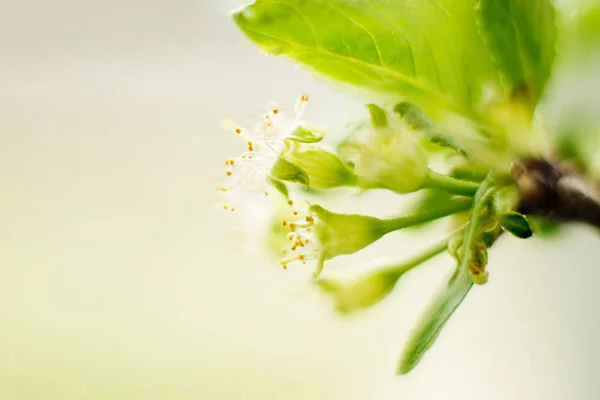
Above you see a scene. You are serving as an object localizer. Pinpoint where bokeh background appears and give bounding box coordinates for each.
[2,0,600,399]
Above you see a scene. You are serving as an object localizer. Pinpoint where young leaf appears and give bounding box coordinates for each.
[398,171,497,374]
[499,212,533,239]
[233,0,496,118]
[476,0,557,103]
[397,263,474,374]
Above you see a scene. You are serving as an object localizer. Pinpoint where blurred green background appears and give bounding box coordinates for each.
[2,0,600,399]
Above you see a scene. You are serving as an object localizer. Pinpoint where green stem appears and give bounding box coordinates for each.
[384,224,466,280]
[424,170,480,197]
[380,197,473,233]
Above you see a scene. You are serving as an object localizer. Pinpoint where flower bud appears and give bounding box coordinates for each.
[352,104,429,194]
[317,269,401,314]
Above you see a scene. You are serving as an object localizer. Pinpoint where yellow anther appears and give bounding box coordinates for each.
[272,108,279,114]
[264,191,269,196]
[287,200,294,206]
[226,170,232,176]
[234,128,242,134]
[223,205,228,210]
[282,220,287,226]
[301,93,309,102]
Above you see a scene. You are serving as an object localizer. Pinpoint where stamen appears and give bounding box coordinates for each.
[287,200,294,206]
[235,128,242,134]
[282,220,287,226]
[226,170,232,176]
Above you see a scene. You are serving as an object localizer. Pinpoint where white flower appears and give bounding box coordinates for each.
[219,93,316,211]
[279,199,324,275]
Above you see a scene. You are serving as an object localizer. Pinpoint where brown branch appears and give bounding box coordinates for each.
[511,158,600,229]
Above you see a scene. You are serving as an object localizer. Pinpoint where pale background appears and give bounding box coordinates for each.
[1,0,600,399]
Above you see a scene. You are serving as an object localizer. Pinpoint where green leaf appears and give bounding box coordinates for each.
[476,0,557,103]
[397,264,473,374]
[499,212,533,239]
[398,171,497,374]
[270,156,309,185]
[233,0,496,118]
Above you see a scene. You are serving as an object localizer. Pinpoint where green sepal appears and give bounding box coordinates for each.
[270,156,309,185]
[287,122,325,143]
[366,104,388,128]
[283,145,357,189]
[393,102,466,155]
[267,177,289,198]
[499,212,533,239]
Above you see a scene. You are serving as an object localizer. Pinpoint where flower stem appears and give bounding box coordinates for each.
[424,170,480,197]
[380,197,473,234]
[383,224,467,280]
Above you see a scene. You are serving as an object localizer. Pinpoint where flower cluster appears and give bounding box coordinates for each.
[220,94,314,212]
